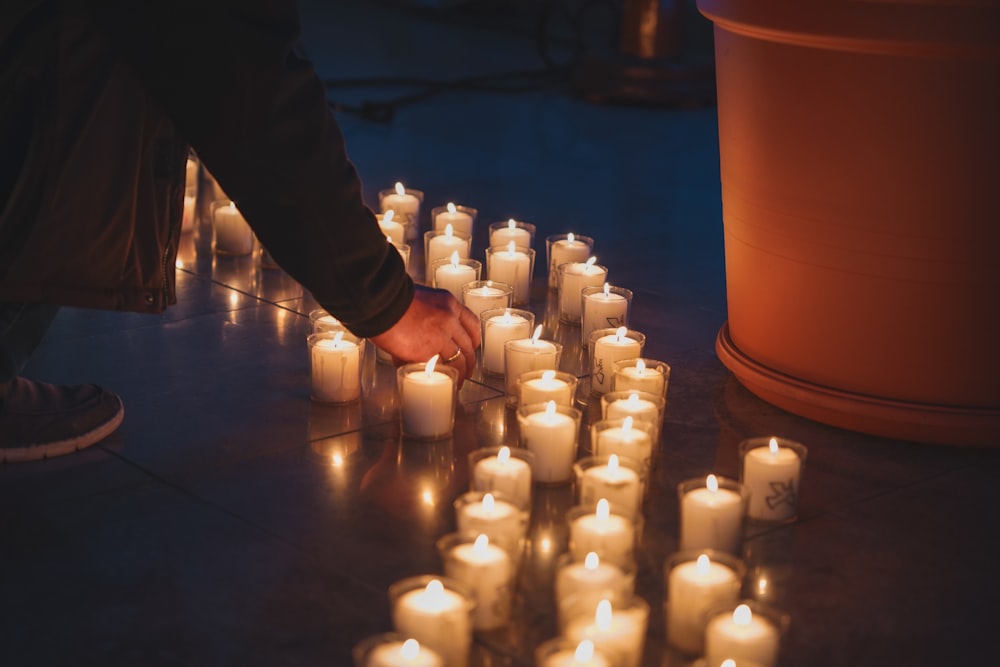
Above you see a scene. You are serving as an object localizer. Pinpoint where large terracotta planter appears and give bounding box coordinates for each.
[698,0,1000,446]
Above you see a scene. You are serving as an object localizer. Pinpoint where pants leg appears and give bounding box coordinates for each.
[0,302,60,386]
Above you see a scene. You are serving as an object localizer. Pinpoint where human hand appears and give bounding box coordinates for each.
[369,284,482,385]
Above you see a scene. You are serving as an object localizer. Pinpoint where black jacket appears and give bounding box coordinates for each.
[0,0,413,338]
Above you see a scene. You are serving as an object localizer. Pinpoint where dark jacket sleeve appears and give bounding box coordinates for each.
[87,0,413,337]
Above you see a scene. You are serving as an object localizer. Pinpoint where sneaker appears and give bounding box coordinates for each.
[0,377,125,463]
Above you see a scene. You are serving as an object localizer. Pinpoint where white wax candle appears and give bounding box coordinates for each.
[563,599,648,667]
[433,202,474,237]
[504,327,559,398]
[488,242,532,305]
[310,333,361,403]
[213,201,254,255]
[425,225,470,283]
[578,455,642,520]
[605,393,660,425]
[519,401,578,484]
[593,417,653,473]
[569,499,634,568]
[472,447,532,510]
[434,252,477,300]
[743,438,803,522]
[455,492,525,559]
[490,219,532,249]
[555,552,630,610]
[666,554,741,655]
[582,284,628,342]
[378,210,406,245]
[613,359,666,396]
[462,283,509,319]
[443,535,513,630]
[482,309,531,375]
[559,259,607,322]
[181,194,197,232]
[549,233,592,288]
[704,604,781,667]
[365,638,444,667]
[680,475,745,554]
[392,580,471,667]
[539,640,611,667]
[519,370,573,408]
[381,182,421,239]
[400,357,454,439]
[591,328,641,395]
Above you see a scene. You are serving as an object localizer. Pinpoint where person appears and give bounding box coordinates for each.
[0,0,482,462]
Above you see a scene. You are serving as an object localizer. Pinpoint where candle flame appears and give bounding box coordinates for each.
[603,282,610,298]
[444,223,454,237]
[386,234,393,244]
[584,552,600,570]
[507,218,517,230]
[383,209,395,223]
[228,201,236,212]
[635,359,646,375]
[721,661,736,667]
[626,392,641,407]
[734,604,753,625]
[425,579,444,596]
[450,250,460,268]
[482,493,496,512]
[473,533,490,554]
[608,454,620,472]
[769,437,780,454]
[595,599,613,631]
[507,240,516,254]
[567,232,576,243]
[542,369,556,383]
[426,355,439,375]
[333,331,344,345]
[497,446,511,463]
[447,202,457,214]
[401,639,420,659]
[502,308,512,324]
[585,256,598,268]
[394,182,406,196]
[695,553,711,575]
[531,325,543,343]
[615,326,628,342]
[707,473,719,492]
[545,400,557,417]
[622,415,633,434]
[574,640,595,662]
[596,498,610,520]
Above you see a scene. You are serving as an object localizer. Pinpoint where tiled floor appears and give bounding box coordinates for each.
[3,1,999,666]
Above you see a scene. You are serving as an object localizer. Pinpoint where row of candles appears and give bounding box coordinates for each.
[300,183,809,667]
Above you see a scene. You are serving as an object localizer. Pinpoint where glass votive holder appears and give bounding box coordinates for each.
[504,336,562,404]
[738,436,808,523]
[309,308,342,333]
[517,369,579,409]
[554,551,636,625]
[211,199,255,256]
[489,218,536,251]
[573,454,645,521]
[517,401,583,485]
[480,307,535,376]
[566,499,642,569]
[352,632,444,667]
[431,203,477,237]
[389,239,411,273]
[677,474,750,555]
[580,284,632,344]
[588,327,646,396]
[453,489,529,566]
[378,183,424,240]
[611,357,670,399]
[485,244,536,306]
[388,575,475,667]
[436,531,515,631]
[431,255,482,300]
[560,591,650,667]
[424,227,472,283]
[703,600,791,667]
[589,416,657,477]
[468,445,535,510]
[547,233,595,290]
[396,358,459,440]
[663,549,746,657]
[558,259,609,324]
[533,637,616,667]
[461,280,513,320]
[308,331,365,404]
[600,390,666,443]
[377,210,408,245]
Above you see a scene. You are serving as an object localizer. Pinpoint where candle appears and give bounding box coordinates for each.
[612,358,670,398]
[433,251,479,300]
[575,454,643,520]
[678,474,748,554]
[424,224,471,283]
[461,280,512,320]
[309,331,362,404]
[380,182,422,240]
[704,604,782,667]
[591,416,655,475]
[454,491,527,562]
[481,308,533,376]
[517,401,581,484]
[589,327,644,395]
[555,551,633,612]
[390,578,473,667]
[398,355,457,440]
[517,369,577,408]
[581,283,631,344]
[486,241,534,306]
[470,446,534,510]
[489,218,534,250]
[439,533,514,631]
[602,391,664,433]
[740,437,807,522]
[358,637,444,667]
[535,638,612,667]
[558,258,608,324]
[567,499,635,568]
[665,553,743,655]
[563,598,649,667]
[390,238,411,272]
[212,200,254,255]
[378,209,407,245]
[181,193,197,233]
[503,325,561,401]
[547,232,594,289]
[432,202,475,237]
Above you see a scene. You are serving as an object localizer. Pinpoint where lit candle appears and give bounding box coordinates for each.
[487,241,533,306]
[398,355,456,439]
[309,331,362,404]
[461,280,512,319]
[555,551,632,611]
[434,251,478,300]
[212,200,254,255]
[517,401,580,484]
[503,325,561,400]
[378,209,406,245]
[548,232,593,289]
[181,193,197,233]
[518,369,575,408]
[536,639,612,667]
[440,534,514,631]
[591,416,654,474]
[310,308,342,333]
[381,182,422,240]
[424,224,470,283]
[612,358,668,397]
[589,327,643,395]
[489,218,533,249]
[391,579,472,667]
[576,454,642,520]
[433,202,474,237]
[568,499,635,568]
[482,308,532,376]
[454,492,526,562]
[603,391,662,428]
[563,598,649,667]
[558,257,608,324]
[470,446,533,510]
[363,637,444,667]
[741,437,807,522]
[679,474,747,554]
[665,553,742,655]
[581,283,630,344]
[704,604,782,667]
[389,237,411,272]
